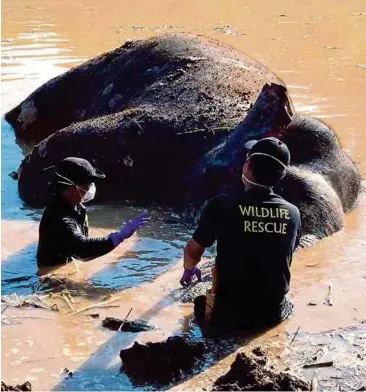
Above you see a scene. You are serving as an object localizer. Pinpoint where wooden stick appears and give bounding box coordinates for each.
[289,326,300,346]
[118,308,133,331]
[66,293,78,311]
[95,305,120,309]
[61,293,76,312]
[18,316,53,321]
[303,361,334,369]
[311,375,318,391]
[15,293,23,309]
[21,355,58,363]
[326,284,334,306]
[71,296,122,315]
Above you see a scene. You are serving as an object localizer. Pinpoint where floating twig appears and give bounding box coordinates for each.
[15,293,23,310]
[71,296,122,315]
[289,326,300,346]
[303,361,334,369]
[21,355,58,363]
[118,308,133,331]
[62,293,76,312]
[325,284,334,306]
[18,316,53,321]
[311,375,318,391]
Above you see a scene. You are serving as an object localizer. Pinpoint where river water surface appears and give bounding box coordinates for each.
[1,0,366,390]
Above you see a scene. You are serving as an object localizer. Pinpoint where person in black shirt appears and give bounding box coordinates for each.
[180,137,301,330]
[37,157,149,267]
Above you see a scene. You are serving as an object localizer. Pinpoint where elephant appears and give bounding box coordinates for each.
[4,34,361,248]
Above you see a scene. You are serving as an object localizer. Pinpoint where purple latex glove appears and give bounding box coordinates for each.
[109,211,150,247]
[180,266,202,287]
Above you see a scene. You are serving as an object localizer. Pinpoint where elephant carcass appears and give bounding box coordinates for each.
[7,33,283,206]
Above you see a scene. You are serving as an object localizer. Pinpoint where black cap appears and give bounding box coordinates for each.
[244,137,291,168]
[55,157,105,186]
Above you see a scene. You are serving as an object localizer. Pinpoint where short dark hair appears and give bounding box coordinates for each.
[248,155,286,187]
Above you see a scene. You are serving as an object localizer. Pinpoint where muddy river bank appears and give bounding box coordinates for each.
[1,0,366,390]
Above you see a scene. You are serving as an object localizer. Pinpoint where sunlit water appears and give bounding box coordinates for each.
[1,0,366,390]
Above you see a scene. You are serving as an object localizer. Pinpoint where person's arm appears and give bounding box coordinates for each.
[294,209,302,250]
[183,238,206,270]
[180,198,220,286]
[60,217,115,261]
[59,211,150,261]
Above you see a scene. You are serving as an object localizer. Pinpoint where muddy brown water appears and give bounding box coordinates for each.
[1,0,366,390]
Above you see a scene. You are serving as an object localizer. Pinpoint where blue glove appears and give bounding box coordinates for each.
[180,266,202,287]
[109,211,150,247]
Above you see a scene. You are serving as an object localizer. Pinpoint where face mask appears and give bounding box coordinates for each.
[77,183,96,203]
[242,173,272,190]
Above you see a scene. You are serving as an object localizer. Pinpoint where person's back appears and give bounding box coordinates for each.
[198,189,300,328]
[180,137,301,330]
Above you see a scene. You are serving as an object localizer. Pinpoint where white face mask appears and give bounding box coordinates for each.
[77,183,96,203]
[241,173,272,190]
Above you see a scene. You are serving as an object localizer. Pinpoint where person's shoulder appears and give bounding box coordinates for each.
[272,193,300,214]
[280,199,301,220]
[205,194,230,208]
[41,200,73,223]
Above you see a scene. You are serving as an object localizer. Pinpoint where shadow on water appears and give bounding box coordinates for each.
[52,294,277,391]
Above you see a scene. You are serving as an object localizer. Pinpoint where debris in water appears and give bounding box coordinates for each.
[213,25,244,36]
[61,368,73,379]
[102,317,155,332]
[252,347,266,357]
[212,350,310,391]
[87,313,99,319]
[324,284,334,306]
[1,381,32,391]
[289,327,301,346]
[120,336,205,384]
[119,307,133,331]
[311,375,318,391]
[303,361,334,369]
[1,294,56,311]
[8,171,19,180]
[71,295,122,315]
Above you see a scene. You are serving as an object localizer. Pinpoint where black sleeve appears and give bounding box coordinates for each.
[294,209,302,250]
[59,217,115,261]
[192,197,221,248]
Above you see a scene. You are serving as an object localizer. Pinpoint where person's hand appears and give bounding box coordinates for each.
[109,211,150,247]
[180,266,202,287]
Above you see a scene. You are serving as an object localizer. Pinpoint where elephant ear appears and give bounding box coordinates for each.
[275,166,344,246]
[282,116,361,213]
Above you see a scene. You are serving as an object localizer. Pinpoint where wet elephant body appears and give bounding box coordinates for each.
[5,34,361,246]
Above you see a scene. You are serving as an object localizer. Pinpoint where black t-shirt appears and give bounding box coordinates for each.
[37,195,114,267]
[193,188,301,307]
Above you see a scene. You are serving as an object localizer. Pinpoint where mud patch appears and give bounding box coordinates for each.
[212,349,310,391]
[120,336,205,385]
[1,381,32,391]
[102,317,155,332]
[286,323,366,391]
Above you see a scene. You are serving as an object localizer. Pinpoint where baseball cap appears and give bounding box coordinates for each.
[244,137,291,168]
[55,157,105,186]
